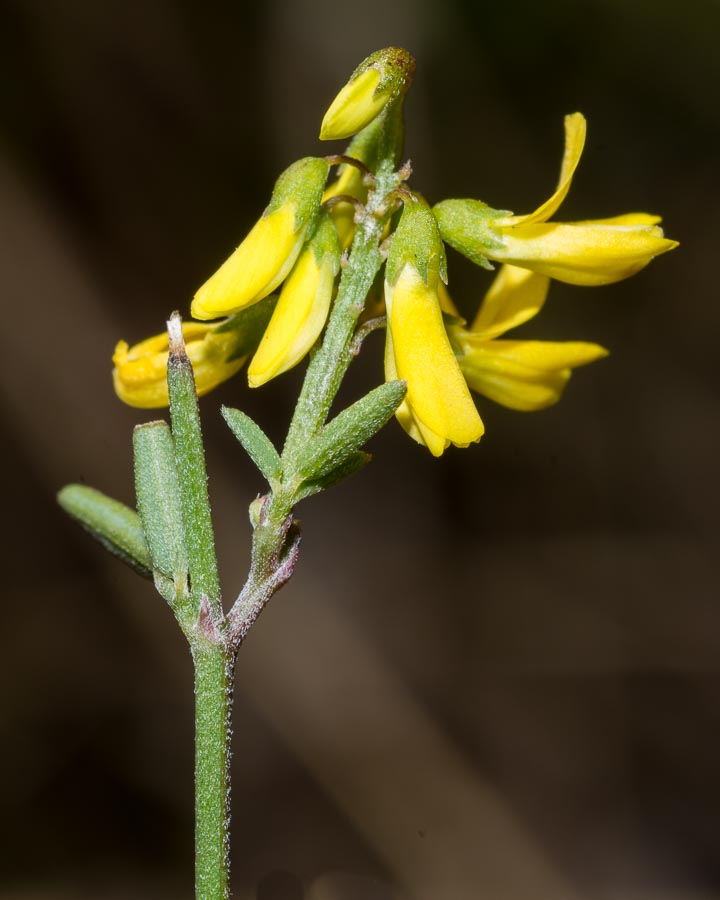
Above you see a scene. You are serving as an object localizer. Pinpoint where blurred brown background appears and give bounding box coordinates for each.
[1,1,718,898]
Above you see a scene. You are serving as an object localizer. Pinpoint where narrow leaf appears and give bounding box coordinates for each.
[57,484,152,577]
[296,451,371,500]
[296,380,406,482]
[221,406,282,482]
[133,420,188,583]
[167,314,221,610]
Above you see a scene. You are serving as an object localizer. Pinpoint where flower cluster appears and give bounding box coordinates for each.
[113,49,677,455]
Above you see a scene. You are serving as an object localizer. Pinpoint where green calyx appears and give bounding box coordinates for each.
[266,156,330,233]
[350,47,416,105]
[432,199,508,270]
[386,196,447,287]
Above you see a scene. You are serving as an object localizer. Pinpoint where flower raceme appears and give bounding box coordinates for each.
[433,113,678,286]
[112,55,677,461]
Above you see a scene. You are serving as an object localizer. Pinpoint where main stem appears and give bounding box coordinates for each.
[191,124,404,899]
[193,639,236,900]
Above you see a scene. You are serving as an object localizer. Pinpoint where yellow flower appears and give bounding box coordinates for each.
[113,321,247,409]
[320,47,415,141]
[191,157,329,320]
[383,197,484,456]
[434,113,678,286]
[449,264,608,411]
[248,214,340,387]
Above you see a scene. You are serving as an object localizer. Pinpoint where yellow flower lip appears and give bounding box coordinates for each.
[448,264,609,413]
[191,205,302,321]
[457,336,609,411]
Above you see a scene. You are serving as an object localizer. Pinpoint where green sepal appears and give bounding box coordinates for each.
[386,197,447,287]
[347,47,415,107]
[265,156,330,234]
[133,420,188,585]
[293,379,406,485]
[307,210,341,270]
[432,199,507,270]
[57,484,152,577]
[221,406,282,484]
[296,451,371,501]
[214,294,278,363]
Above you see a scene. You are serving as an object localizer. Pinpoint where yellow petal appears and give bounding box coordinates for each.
[320,68,386,141]
[387,265,484,455]
[113,323,246,408]
[492,221,678,286]
[501,112,586,226]
[191,205,302,320]
[470,265,550,337]
[457,337,608,411]
[566,212,662,227]
[247,247,336,386]
[384,325,450,456]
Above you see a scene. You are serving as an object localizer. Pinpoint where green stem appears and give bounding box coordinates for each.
[192,638,236,900]
[282,157,401,460]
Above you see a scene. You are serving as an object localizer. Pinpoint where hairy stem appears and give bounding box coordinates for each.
[282,158,401,459]
[192,638,236,900]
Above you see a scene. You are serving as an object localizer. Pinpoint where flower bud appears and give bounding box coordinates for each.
[191,157,329,320]
[320,47,415,141]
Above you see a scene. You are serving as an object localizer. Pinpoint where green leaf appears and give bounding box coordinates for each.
[133,420,188,584]
[221,406,282,483]
[57,484,152,577]
[167,315,221,610]
[296,451,371,500]
[294,380,406,484]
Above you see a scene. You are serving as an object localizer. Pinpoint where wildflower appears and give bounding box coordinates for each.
[448,264,608,411]
[248,212,340,387]
[320,47,415,141]
[113,300,275,408]
[384,198,484,456]
[433,113,678,286]
[191,157,329,320]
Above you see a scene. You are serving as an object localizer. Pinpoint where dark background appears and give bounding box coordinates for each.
[1,1,718,899]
